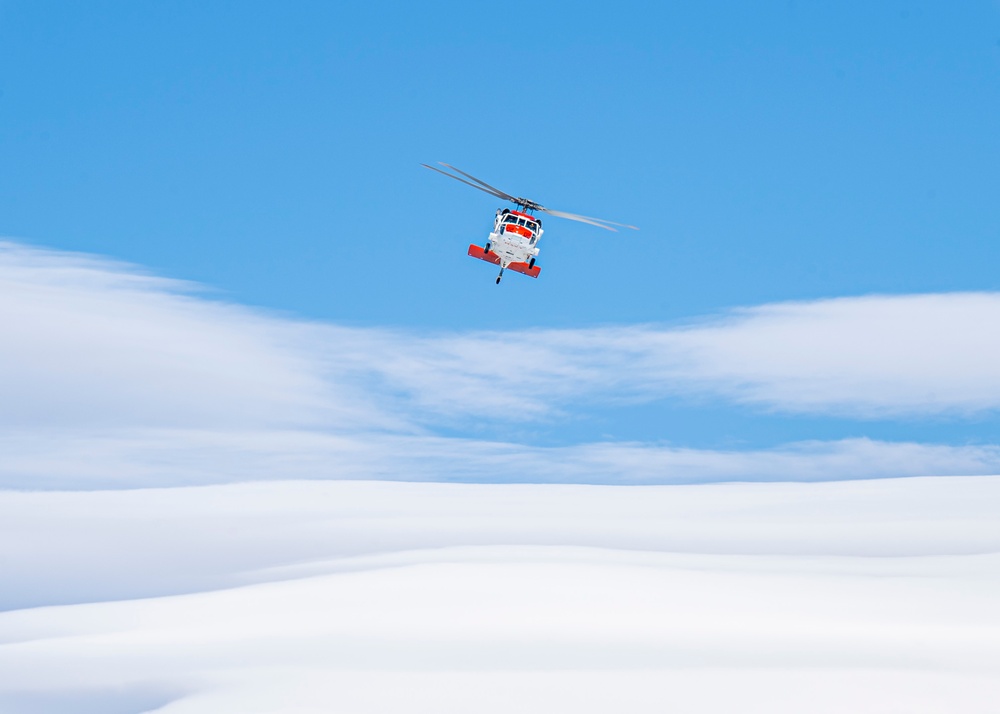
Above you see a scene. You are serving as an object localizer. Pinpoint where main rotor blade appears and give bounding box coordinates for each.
[424,162,638,232]
[438,163,518,202]
[421,164,510,201]
[538,207,639,232]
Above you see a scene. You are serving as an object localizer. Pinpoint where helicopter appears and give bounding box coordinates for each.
[422,162,638,284]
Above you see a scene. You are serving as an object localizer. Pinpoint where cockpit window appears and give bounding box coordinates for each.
[502,215,538,234]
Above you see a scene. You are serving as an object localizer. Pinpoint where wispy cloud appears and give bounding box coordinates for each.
[8,241,1000,428]
[5,430,1000,490]
[357,292,1000,421]
[4,241,1000,491]
[0,242,392,432]
[651,294,1000,417]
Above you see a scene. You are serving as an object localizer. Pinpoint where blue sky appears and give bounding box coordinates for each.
[2,1,1000,456]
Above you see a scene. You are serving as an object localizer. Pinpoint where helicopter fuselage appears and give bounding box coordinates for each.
[467,209,543,282]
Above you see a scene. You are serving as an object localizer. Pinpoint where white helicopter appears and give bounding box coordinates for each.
[423,162,638,284]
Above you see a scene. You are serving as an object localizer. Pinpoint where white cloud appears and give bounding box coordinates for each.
[0,242,390,432]
[367,292,1000,420]
[4,429,1000,490]
[7,241,1000,435]
[651,293,1000,417]
[3,242,1000,712]
[2,478,999,712]
[5,241,1000,491]
[4,477,998,609]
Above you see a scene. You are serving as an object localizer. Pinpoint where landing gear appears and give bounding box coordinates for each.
[528,257,536,268]
[484,243,491,254]
[496,268,504,285]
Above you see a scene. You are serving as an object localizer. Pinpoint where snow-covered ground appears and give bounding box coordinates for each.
[3,477,999,713]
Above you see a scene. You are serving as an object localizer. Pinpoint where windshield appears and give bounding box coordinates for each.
[502,216,537,234]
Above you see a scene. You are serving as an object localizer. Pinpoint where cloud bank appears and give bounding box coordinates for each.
[5,430,1000,490]
[3,242,999,713]
[2,478,999,713]
[8,241,1000,431]
[0,242,387,432]
[3,240,1000,489]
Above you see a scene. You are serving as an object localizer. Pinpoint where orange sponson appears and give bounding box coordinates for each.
[507,261,541,278]
[467,244,501,265]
